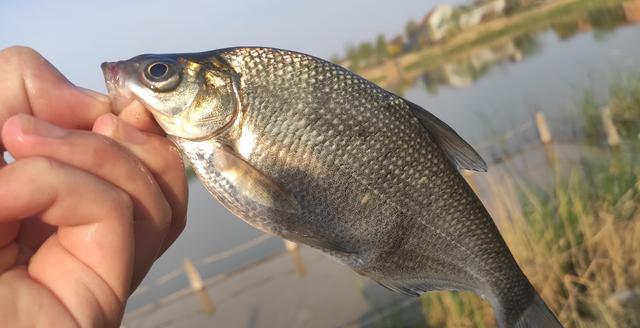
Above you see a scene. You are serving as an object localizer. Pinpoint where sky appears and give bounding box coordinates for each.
[0,0,466,93]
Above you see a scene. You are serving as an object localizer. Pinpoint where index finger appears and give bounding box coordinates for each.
[0,46,112,149]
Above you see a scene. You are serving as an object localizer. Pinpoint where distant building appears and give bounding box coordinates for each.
[422,5,454,42]
[459,0,507,29]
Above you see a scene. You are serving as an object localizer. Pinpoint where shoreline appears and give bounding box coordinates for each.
[358,0,628,87]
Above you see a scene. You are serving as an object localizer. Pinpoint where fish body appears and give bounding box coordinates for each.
[102,47,561,327]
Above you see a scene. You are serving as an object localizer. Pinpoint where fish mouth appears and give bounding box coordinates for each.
[100,61,184,138]
[101,61,135,114]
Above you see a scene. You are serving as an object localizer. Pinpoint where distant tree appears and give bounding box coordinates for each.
[374,34,388,64]
[345,43,361,70]
[405,19,418,39]
[504,0,538,14]
[504,0,521,14]
[513,33,541,57]
[387,35,405,57]
[405,19,422,51]
[588,5,626,36]
[404,19,418,38]
[551,21,579,40]
[357,41,375,67]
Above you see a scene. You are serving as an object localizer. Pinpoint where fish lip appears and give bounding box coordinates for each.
[101,61,135,113]
[101,62,124,90]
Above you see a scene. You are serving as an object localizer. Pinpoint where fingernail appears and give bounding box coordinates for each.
[115,117,147,144]
[18,114,67,138]
[78,87,110,103]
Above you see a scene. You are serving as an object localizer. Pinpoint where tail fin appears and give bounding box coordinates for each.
[512,294,563,328]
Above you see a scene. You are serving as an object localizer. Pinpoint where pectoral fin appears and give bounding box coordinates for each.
[179,140,355,257]
[406,100,487,172]
[212,143,301,215]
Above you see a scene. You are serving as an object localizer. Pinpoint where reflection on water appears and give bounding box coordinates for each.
[419,34,531,91]
[357,1,640,91]
[126,1,640,326]
[403,2,640,147]
[410,2,638,94]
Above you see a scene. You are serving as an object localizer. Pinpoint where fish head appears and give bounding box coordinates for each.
[101,53,239,140]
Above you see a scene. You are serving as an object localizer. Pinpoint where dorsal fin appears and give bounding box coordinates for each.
[406,101,487,172]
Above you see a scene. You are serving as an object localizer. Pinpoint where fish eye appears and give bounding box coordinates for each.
[147,63,169,79]
[142,60,181,92]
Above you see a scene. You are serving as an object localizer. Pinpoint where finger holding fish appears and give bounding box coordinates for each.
[0,46,112,267]
[93,104,188,256]
[3,114,172,290]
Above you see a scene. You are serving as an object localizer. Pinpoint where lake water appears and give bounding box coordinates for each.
[406,23,640,148]
[127,1,640,315]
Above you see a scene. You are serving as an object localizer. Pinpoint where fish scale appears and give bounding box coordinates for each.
[102,47,563,327]
[225,46,528,294]
[223,48,531,310]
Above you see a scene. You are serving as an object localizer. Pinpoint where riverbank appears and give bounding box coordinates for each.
[359,0,630,87]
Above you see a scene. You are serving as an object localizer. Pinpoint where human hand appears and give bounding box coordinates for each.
[0,47,188,326]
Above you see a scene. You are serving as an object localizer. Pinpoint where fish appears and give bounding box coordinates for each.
[101,47,562,328]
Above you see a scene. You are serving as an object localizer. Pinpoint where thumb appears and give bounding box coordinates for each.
[0,46,112,149]
[117,100,166,135]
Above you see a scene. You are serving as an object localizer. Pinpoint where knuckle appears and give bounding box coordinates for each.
[0,46,43,66]
[110,187,134,219]
[174,213,187,234]
[157,199,173,232]
[87,135,129,171]
[25,156,59,174]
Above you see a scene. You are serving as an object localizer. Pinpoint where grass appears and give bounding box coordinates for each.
[419,74,640,327]
[581,72,640,145]
[608,73,640,139]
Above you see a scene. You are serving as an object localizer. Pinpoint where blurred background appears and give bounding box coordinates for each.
[2,0,640,327]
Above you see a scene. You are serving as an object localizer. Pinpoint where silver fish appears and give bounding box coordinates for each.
[102,47,562,328]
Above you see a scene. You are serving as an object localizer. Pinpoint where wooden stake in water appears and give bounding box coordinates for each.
[284,240,307,277]
[535,111,553,144]
[535,112,558,169]
[601,106,621,147]
[183,258,215,315]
